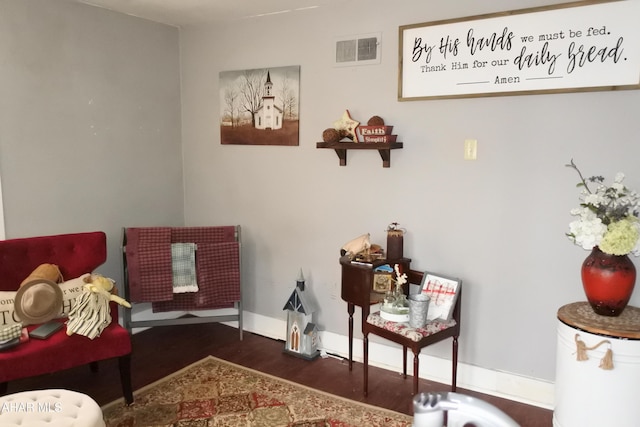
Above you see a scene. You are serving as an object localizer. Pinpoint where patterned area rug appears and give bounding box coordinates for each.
[102,356,413,426]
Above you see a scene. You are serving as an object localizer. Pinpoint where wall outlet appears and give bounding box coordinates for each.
[464,139,477,160]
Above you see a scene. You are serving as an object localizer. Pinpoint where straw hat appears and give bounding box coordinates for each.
[14,279,63,326]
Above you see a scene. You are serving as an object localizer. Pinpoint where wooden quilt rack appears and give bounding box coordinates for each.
[121,226,242,339]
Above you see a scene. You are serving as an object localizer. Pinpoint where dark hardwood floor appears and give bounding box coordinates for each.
[6,322,553,426]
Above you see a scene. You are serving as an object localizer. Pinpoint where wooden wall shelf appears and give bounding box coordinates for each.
[316,141,403,168]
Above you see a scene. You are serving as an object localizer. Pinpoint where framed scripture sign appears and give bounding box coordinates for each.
[398,0,640,100]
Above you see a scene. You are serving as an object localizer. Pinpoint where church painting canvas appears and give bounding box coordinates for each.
[219,65,300,146]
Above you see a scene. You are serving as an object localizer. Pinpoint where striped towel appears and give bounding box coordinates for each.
[171,243,198,293]
[66,288,112,340]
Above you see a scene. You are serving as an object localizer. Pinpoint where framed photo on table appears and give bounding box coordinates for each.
[419,272,461,321]
[373,272,393,293]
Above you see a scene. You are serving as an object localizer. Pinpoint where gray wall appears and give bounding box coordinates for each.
[0,0,184,281]
[179,0,640,384]
[2,0,639,393]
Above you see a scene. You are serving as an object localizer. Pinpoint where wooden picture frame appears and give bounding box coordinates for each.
[219,65,300,145]
[373,272,393,293]
[419,272,461,321]
[398,0,640,100]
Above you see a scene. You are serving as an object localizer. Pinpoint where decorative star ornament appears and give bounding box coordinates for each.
[333,110,360,142]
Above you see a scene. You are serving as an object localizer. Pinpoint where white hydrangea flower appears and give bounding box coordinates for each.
[611,182,624,193]
[568,217,606,250]
[583,193,601,205]
[568,161,640,256]
[570,207,584,216]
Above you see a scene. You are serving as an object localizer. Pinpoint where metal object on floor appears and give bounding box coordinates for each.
[412,392,520,427]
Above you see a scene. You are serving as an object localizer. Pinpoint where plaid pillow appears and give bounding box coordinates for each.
[0,323,23,342]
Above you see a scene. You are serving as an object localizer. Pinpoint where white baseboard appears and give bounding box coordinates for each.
[126,308,554,409]
[316,324,554,410]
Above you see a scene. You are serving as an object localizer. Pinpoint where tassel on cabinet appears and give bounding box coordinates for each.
[574,334,589,361]
[599,347,614,370]
[574,334,614,370]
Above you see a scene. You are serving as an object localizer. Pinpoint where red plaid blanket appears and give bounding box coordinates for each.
[125,226,240,311]
[125,227,173,303]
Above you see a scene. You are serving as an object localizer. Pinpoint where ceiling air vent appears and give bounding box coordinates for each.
[334,32,381,66]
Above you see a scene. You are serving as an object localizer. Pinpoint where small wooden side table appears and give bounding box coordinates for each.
[339,255,411,370]
[554,302,640,427]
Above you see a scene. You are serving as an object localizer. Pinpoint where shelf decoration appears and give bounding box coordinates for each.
[358,116,398,143]
[322,128,341,144]
[317,112,403,167]
[332,110,360,142]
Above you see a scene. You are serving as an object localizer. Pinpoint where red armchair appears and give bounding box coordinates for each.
[0,232,133,404]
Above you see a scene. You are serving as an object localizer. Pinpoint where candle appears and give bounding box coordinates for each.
[387,229,404,260]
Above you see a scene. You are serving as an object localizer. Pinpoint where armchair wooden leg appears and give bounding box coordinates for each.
[119,354,134,405]
[363,333,369,396]
[452,336,459,392]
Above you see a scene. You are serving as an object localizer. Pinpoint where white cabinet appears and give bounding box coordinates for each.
[554,302,640,427]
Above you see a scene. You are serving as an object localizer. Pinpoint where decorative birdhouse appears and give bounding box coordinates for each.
[282,270,320,360]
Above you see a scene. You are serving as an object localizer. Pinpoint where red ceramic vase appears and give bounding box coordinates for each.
[581,246,636,316]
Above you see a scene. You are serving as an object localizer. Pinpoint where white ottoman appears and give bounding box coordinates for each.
[0,389,104,427]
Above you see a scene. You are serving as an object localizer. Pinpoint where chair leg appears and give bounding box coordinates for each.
[452,336,459,392]
[89,361,99,373]
[119,354,134,405]
[402,346,408,378]
[413,350,420,395]
[363,333,369,396]
[0,382,7,396]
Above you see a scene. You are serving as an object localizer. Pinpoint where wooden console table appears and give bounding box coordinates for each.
[339,255,411,370]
